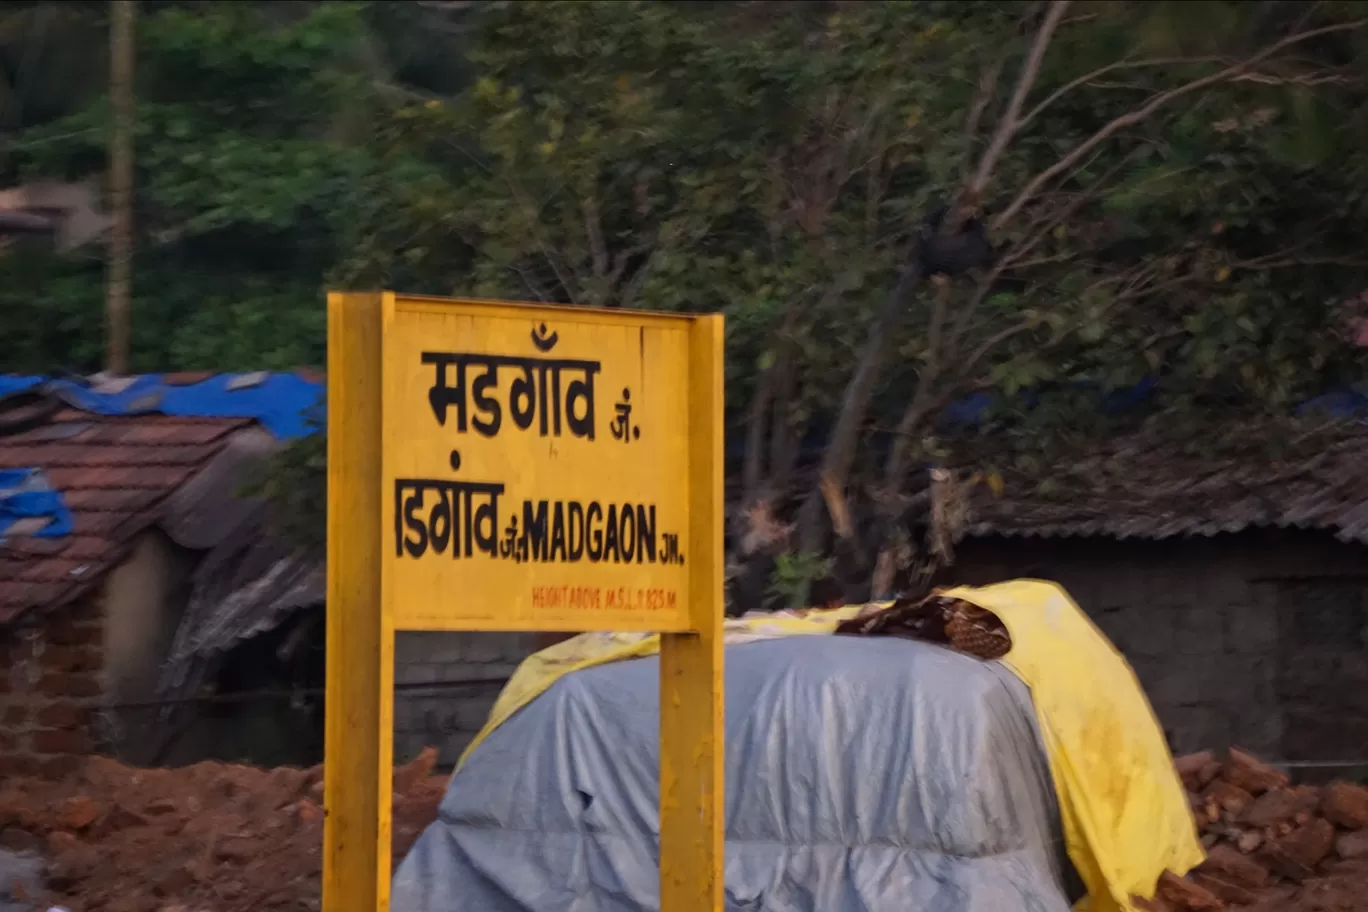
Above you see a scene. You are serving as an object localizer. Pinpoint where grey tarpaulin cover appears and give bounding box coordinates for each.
[392,636,1083,911]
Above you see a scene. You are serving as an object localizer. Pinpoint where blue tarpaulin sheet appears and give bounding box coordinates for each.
[0,372,324,540]
[393,636,1084,912]
[0,373,323,440]
[0,468,73,539]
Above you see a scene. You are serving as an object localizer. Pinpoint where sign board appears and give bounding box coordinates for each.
[322,293,725,912]
[383,297,695,632]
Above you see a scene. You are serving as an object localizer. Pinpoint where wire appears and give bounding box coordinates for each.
[105,676,509,711]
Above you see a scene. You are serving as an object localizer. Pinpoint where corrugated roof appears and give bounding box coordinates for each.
[0,408,249,625]
[156,429,325,700]
[950,418,1368,544]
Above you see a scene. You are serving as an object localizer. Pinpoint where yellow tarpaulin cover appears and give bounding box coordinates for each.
[454,580,1201,911]
[943,581,1204,911]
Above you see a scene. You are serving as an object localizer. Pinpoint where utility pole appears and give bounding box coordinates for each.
[107,0,135,375]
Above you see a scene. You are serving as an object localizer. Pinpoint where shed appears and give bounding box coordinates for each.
[942,413,1368,767]
[0,373,537,776]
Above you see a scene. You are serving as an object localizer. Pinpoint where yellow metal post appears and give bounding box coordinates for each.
[322,292,392,912]
[659,314,726,912]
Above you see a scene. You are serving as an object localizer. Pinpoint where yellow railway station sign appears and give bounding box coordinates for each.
[322,292,725,912]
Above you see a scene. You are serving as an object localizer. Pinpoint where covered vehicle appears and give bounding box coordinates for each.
[392,633,1084,911]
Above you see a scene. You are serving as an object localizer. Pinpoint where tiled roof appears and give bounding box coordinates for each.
[0,408,249,625]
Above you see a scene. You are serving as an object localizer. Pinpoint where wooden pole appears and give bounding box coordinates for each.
[107,0,135,375]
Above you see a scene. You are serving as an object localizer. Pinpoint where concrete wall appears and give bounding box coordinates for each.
[15,526,1364,773]
[101,530,196,763]
[393,631,540,765]
[954,530,1368,764]
[102,530,195,709]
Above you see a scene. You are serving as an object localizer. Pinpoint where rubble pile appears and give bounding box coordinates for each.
[7,741,1368,911]
[0,748,446,912]
[1147,747,1368,911]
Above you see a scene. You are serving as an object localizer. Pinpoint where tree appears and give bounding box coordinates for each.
[797,1,1368,594]
[2,1,384,371]
[5,0,1368,601]
[384,1,1368,598]
[106,0,134,375]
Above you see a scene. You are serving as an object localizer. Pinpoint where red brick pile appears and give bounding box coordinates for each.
[1146,747,1368,911]
[0,748,446,912]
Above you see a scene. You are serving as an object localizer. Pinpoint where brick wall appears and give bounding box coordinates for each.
[4,602,542,773]
[955,530,1368,764]
[0,593,105,778]
[392,631,539,765]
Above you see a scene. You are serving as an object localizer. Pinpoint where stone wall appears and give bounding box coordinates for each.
[393,631,539,765]
[954,530,1368,764]
[0,594,105,779]
[13,529,1361,773]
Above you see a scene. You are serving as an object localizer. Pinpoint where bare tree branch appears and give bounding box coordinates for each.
[504,177,578,298]
[1236,254,1368,270]
[768,337,800,494]
[993,18,1368,232]
[742,367,775,506]
[508,264,551,302]
[604,237,655,292]
[820,473,856,542]
[798,256,923,552]
[990,143,1145,276]
[741,288,816,504]
[941,258,1169,433]
[1232,69,1357,87]
[1016,56,1222,135]
[958,319,1040,382]
[924,278,951,363]
[968,0,1071,199]
[942,149,1131,357]
[881,281,952,491]
[959,52,1009,182]
[582,193,610,283]
[618,253,657,310]
[866,120,891,240]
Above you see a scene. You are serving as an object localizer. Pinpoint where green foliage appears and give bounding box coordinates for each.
[246,426,326,552]
[767,551,835,610]
[3,0,1368,559]
[3,1,377,371]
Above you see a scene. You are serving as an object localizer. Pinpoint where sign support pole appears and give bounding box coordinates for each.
[659,314,726,912]
[322,292,391,912]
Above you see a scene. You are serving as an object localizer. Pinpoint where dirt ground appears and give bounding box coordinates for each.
[0,749,444,912]
[5,746,1368,910]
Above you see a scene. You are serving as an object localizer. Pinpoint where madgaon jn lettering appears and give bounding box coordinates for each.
[394,322,687,567]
